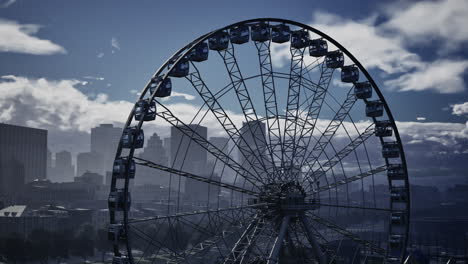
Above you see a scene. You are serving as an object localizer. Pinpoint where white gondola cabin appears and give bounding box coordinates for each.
[309,38,328,57]
[391,211,405,225]
[389,234,403,248]
[209,30,229,51]
[188,42,209,62]
[341,65,359,83]
[382,141,400,158]
[271,24,290,43]
[325,50,344,69]
[134,99,156,121]
[390,187,407,202]
[112,157,136,179]
[168,57,189,78]
[112,256,129,264]
[108,223,125,242]
[251,23,270,42]
[365,100,384,117]
[375,120,392,137]
[230,25,250,44]
[387,164,406,180]
[149,76,172,97]
[354,81,372,99]
[108,189,131,211]
[121,127,144,149]
[291,29,309,49]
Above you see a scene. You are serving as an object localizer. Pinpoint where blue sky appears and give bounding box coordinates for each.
[0,0,467,187]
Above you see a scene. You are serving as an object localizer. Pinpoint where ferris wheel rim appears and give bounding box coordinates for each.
[109,18,411,263]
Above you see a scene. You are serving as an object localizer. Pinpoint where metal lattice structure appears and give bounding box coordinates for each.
[108,19,410,264]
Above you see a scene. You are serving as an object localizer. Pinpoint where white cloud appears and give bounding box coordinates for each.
[161,91,196,101]
[97,52,104,58]
[83,76,104,81]
[0,75,132,132]
[111,37,120,50]
[270,0,468,94]
[416,117,426,121]
[384,59,468,93]
[0,19,66,55]
[383,0,468,51]
[452,102,468,116]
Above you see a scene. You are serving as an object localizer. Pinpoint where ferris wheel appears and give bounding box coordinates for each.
[108,18,410,264]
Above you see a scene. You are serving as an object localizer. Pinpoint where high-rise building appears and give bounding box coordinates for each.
[238,121,268,181]
[90,124,122,174]
[49,150,75,182]
[76,152,104,177]
[170,125,208,195]
[136,133,169,186]
[0,124,47,192]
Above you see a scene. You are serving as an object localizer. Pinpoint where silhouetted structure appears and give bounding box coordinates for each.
[0,123,47,196]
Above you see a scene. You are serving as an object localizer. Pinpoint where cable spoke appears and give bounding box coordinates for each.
[155,101,264,187]
[218,43,276,180]
[307,165,387,194]
[315,203,393,212]
[306,213,386,256]
[186,63,270,184]
[299,86,358,172]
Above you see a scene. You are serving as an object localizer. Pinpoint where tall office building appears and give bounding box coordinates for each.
[238,120,268,180]
[136,133,169,187]
[0,124,47,194]
[49,150,75,182]
[170,125,208,197]
[90,124,122,174]
[76,152,104,177]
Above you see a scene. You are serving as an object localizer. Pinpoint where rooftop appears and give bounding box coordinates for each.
[0,205,27,217]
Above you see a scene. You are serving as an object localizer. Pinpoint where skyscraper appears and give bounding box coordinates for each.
[238,120,268,180]
[90,124,122,174]
[76,151,104,177]
[53,150,75,181]
[136,133,169,187]
[0,124,47,188]
[170,125,208,196]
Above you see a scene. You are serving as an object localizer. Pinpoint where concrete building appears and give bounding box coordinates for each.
[136,133,170,187]
[74,171,104,186]
[91,124,122,174]
[170,125,208,195]
[48,150,75,182]
[238,121,268,181]
[0,123,47,195]
[76,151,104,177]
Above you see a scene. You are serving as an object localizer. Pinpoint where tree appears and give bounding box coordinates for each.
[29,229,52,264]
[50,230,70,264]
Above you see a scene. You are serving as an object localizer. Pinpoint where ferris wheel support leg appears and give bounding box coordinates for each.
[300,215,327,264]
[267,215,291,264]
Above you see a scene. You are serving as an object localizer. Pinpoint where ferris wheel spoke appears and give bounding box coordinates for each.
[299,86,358,171]
[154,102,265,187]
[306,165,388,194]
[299,215,327,264]
[128,203,261,224]
[301,123,376,186]
[217,43,277,180]
[306,213,386,256]
[223,214,266,264]
[293,63,335,168]
[133,157,259,196]
[314,203,393,212]
[254,40,285,173]
[266,215,291,264]
[186,63,271,184]
[282,46,306,181]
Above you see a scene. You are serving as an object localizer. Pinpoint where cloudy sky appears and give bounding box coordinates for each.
[0,0,467,188]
